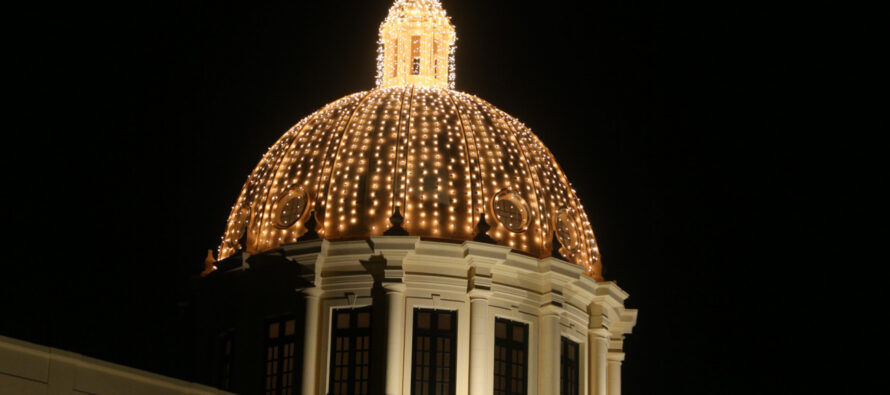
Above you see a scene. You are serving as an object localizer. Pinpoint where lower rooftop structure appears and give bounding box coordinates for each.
[0,335,231,395]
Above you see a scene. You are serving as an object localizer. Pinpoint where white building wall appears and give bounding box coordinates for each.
[1,236,636,395]
[290,237,637,395]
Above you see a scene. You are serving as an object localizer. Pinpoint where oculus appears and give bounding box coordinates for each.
[274,187,309,229]
[491,189,530,233]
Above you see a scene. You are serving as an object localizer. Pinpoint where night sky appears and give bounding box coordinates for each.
[4,1,796,393]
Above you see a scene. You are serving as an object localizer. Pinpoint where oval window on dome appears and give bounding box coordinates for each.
[229,205,251,241]
[491,189,530,233]
[274,187,309,229]
[554,207,578,249]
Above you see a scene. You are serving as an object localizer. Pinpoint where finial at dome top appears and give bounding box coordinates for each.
[377,0,456,89]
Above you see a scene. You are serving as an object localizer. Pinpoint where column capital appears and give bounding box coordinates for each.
[300,287,324,298]
[468,288,492,301]
[607,352,625,362]
[541,290,565,310]
[382,282,407,294]
[539,304,563,317]
[588,327,611,339]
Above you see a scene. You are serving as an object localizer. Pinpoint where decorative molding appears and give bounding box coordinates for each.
[297,210,320,241]
[383,206,409,236]
[472,213,496,244]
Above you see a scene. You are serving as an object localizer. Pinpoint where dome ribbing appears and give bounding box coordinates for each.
[216,0,604,280]
[218,86,602,279]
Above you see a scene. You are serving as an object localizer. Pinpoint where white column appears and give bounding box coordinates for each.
[538,307,561,395]
[301,287,323,395]
[607,352,624,395]
[383,283,407,395]
[588,329,609,395]
[468,289,492,395]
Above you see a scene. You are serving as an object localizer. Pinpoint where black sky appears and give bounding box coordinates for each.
[4,1,798,393]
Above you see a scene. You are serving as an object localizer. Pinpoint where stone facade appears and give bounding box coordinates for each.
[193,236,636,395]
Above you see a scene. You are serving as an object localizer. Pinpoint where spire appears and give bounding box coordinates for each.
[377,0,456,89]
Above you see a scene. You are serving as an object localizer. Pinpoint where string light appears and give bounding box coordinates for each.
[217,0,603,280]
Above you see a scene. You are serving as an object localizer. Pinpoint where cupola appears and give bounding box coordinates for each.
[376,0,456,89]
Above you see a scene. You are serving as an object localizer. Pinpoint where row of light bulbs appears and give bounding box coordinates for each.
[219,87,600,278]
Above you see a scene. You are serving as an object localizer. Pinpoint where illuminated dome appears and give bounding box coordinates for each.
[217,0,603,279]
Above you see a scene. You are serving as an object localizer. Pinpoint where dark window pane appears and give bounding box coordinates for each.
[357,312,371,329]
[496,321,507,339]
[417,312,431,329]
[337,312,351,329]
[438,313,451,330]
[513,326,524,342]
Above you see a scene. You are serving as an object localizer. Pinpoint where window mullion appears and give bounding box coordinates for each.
[277,323,284,395]
[349,313,357,395]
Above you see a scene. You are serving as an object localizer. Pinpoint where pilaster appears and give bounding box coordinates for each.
[383,282,407,395]
[607,352,625,395]
[538,305,562,395]
[300,287,323,395]
[588,327,610,395]
[467,288,492,395]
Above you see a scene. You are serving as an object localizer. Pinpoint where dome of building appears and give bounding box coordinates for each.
[217,0,603,280]
[199,3,638,395]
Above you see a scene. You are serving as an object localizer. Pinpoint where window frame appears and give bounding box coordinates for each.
[264,315,298,395]
[217,328,234,391]
[560,337,580,395]
[410,308,458,395]
[327,306,373,395]
[493,317,529,395]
